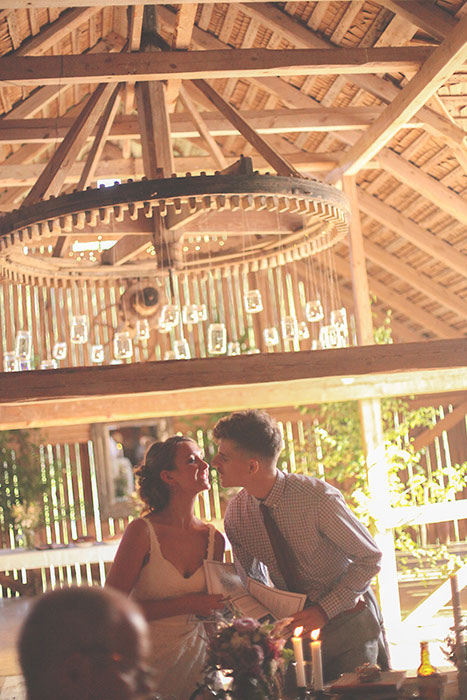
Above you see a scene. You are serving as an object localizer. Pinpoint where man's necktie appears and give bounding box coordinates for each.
[259,502,301,593]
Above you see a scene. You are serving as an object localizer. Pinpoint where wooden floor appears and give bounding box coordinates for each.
[0,598,31,700]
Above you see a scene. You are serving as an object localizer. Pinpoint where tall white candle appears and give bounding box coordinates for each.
[310,629,324,691]
[292,626,306,687]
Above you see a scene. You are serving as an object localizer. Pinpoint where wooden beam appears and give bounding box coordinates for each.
[363,238,467,321]
[0,151,344,189]
[234,3,466,150]
[383,0,457,41]
[378,149,467,228]
[2,84,67,119]
[135,81,174,178]
[0,340,465,430]
[100,234,152,266]
[358,189,467,279]
[0,0,417,8]
[166,3,197,110]
[179,84,227,170]
[21,82,117,207]
[192,78,301,177]
[77,84,123,191]
[0,107,403,144]
[52,83,124,259]
[331,254,461,339]
[412,400,467,452]
[15,7,101,56]
[327,13,467,180]
[343,176,374,346]
[0,365,464,430]
[128,6,144,51]
[0,46,434,86]
[338,285,424,344]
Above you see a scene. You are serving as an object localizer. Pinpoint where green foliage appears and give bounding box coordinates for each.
[0,429,45,525]
[294,315,467,574]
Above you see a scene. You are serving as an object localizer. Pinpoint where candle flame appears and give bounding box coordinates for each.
[293,626,304,637]
[311,629,320,641]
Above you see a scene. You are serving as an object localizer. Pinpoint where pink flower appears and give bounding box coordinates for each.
[233,618,260,633]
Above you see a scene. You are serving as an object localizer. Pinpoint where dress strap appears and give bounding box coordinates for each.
[140,516,159,556]
[206,523,216,560]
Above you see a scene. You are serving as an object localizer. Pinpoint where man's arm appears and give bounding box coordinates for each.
[317,490,382,620]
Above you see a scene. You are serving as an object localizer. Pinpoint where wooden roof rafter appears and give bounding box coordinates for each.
[0,0,465,347]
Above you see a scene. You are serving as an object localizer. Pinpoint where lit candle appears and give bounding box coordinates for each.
[310,629,324,691]
[292,626,306,688]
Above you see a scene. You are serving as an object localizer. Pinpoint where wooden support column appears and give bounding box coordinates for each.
[343,175,402,642]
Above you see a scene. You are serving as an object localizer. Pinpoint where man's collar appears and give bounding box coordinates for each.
[261,469,286,508]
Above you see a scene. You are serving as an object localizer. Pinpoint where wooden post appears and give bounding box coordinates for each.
[343,175,402,643]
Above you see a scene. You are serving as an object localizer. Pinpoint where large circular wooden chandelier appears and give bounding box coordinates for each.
[0,157,350,287]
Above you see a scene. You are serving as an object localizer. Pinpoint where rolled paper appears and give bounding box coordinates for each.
[310,629,324,691]
[292,626,306,687]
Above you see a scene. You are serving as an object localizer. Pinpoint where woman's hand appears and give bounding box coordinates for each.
[187,593,227,617]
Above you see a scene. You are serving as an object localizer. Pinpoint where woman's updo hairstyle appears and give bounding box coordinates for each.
[135,435,192,513]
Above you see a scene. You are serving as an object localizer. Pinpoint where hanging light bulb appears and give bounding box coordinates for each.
[330,307,347,330]
[15,330,32,360]
[90,344,104,363]
[70,315,88,344]
[243,289,263,313]
[113,331,133,360]
[197,304,208,322]
[182,304,200,325]
[3,351,17,372]
[263,327,279,347]
[39,359,58,370]
[17,359,32,371]
[305,300,324,323]
[159,304,180,329]
[281,316,298,340]
[207,323,227,354]
[52,342,67,361]
[174,339,191,359]
[227,341,241,356]
[297,322,310,340]
[135,319,150,341]
[319,324,342,349]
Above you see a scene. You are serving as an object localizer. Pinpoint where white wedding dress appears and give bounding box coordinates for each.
[131,518,217,700]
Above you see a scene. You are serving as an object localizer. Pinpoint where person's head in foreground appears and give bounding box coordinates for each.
[212,409,282,489]
[19,585,153,700]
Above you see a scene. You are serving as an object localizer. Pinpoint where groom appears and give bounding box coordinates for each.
[212,409,389,682]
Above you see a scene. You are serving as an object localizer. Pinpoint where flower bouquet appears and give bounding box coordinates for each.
[196,617,289,700]
[10,502,42,549]
[442,619,467,667]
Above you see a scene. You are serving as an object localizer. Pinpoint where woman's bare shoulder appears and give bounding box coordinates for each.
[121,516,150,541]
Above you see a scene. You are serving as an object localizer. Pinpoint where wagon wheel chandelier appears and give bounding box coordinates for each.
[0,157,350,287]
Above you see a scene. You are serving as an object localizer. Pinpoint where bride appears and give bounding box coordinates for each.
[106,435,225,700]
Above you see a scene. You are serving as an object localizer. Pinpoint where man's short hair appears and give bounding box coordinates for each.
[19,586,145,691]
[213,410,282,459]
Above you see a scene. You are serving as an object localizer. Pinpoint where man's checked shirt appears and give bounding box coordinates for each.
[224,469,382,620]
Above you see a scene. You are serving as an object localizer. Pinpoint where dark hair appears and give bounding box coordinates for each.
[134,435,193,512]
[19,586,145,692]
[213,410,282,459]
